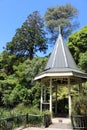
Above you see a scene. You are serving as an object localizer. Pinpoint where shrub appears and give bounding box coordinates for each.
[72,95,87,115]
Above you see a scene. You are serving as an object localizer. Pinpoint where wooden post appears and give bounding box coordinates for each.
[44,87,46,102]
[50,78,52,113]
[68,78,71,117]
[40,85,43,111]
[55,85,58,115]
[79,82,82,93]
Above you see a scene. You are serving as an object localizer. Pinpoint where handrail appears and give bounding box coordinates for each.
[0,113,43,129]
[71,115,87,129]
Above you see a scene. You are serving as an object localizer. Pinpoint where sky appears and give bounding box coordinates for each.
[0,0,87,56]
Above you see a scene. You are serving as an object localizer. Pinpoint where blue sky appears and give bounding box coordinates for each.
[0,0,87,55]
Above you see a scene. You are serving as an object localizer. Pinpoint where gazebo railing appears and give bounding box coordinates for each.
[71,115,87,129]
[42,102,50,110]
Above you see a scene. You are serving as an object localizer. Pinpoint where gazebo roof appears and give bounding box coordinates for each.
[45,33,78,71]
[35,32,87,83]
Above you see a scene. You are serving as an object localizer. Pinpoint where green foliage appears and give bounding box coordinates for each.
[0,108,14,118]
[58,86,68,99]
[12,104,42,115]
[72,95,87,115]
[44,4,79,41]
[6,11,47,59]
[78,51,87,72]
[32,82,41,107]
[0,105,44,129]
[68,26,87,66]
[0,52,48,108]
[0,51,17,75]
[0,104,51,127]
[0,74,18,107]
[0,104,42,118]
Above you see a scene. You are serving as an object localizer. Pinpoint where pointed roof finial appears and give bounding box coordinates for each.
[59,26,61,34]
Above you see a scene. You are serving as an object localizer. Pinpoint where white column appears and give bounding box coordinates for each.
[50,78,52,113]
[40,85,43,111]
[68,78,71,117]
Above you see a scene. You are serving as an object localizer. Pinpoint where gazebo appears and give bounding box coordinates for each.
[34,30,87,117]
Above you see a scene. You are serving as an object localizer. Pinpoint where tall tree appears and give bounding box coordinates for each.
[68,26,87,72]
[44,4,79,42]
[6,11,47,60]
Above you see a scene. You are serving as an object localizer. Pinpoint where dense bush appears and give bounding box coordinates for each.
[0,56,48,108]
[72,95,87,115]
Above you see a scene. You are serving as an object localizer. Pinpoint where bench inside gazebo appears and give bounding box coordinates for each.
[34,29,87,118]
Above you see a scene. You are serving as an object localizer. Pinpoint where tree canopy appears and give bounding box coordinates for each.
[6,11,48,60]
[68,26,87,72]
[44,4,79,42]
